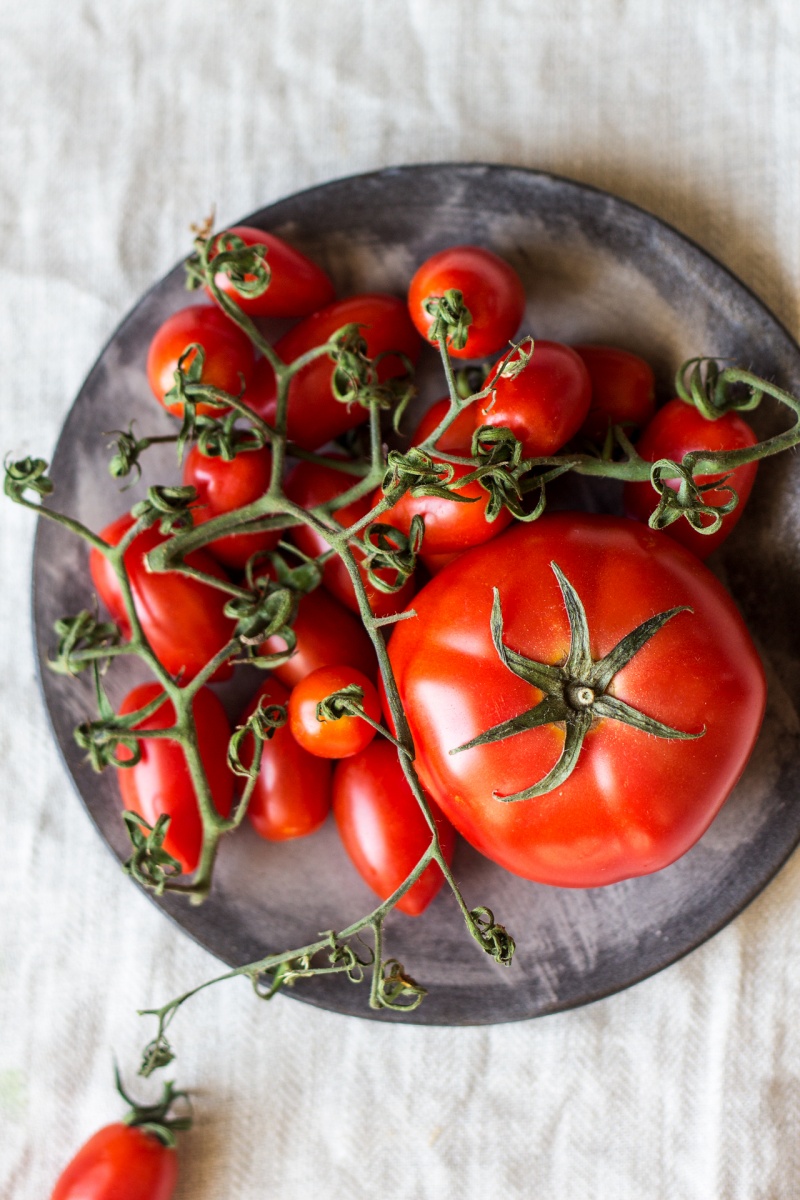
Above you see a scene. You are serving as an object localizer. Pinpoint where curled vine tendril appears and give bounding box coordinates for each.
[469,907,516,966]
[131,485,197,535]
[361,518,424,593]
[423,287,472,351]
[648,457,738,534]
[122,812,183,896]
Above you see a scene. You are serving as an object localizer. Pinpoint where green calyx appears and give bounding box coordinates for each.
[115,1066,192,1149]
[450,562,704,801]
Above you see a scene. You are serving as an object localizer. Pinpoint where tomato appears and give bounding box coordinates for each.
[51,1122,177,1200]
[146,304,255,418]
[377,399,513,554]
[412,395,476,454]
[90,514,236,682]
[117,683,233,874]
[573,344,656,443]
[207,225,335,318]
[258,583,377,687]
[288,665,381,759]
[238,677,331,840]
[388,513,766,888]
[284,459,417,619]
[475,340,591,457]
[333,740,456,916]
[623,398,759,559]
[247,294,421,450]
[407,245,525,360]
[182,442,279,569]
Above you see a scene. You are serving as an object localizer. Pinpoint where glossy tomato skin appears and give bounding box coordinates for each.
[333,740,456,916]
[90,515,235,681]
[407,246,525,360]
[238,677,331,841]
[247,294,421,450]
[389,514,766,888]
[476,340,591,457]
[573,344,656,443]
[208,225,335,318]
[623,398,759,559]
[259,584,377,687]
[289,665,381,759]
[182,443,278,569]
[284,459,416,619]
[51,1122,177,1200]
[117,684,233,875]
[146,304,255,418]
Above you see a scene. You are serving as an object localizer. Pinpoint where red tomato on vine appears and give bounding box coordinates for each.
[333,739,457,916]
[182,442,279,570]
[208,224,335,318]
[623,398,759,559]
[146,304,255,418]
[51,1122,178,1200]
[288,665,381,759]
[258,583,377,688]
[573,344,656,443]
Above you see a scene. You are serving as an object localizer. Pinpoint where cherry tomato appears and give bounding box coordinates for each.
[208,225,335,318]
[411,395,477,454]
[247,294,421,450]
[284,459,416,619]
[288,665,381,759]
[476,340,591,457]
[407,245,525,360]
[258,583,377,687]
[116,683,233,874]
[90,514,236,682]
[573,344,656,443]
[389,513,765,888]
[333,740,456,916]
[51,1122,177,1200]
[182,442,279,569]
[623,398,759,559]
[146,304,255,418]
[238,677,331,841]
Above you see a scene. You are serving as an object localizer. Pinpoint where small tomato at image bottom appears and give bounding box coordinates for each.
[51,1122,178,1200]
[288,665,382,759]
[238,677,332,841]
[117,682,233,873]
[389,513,766,888]
[333,739,457,916]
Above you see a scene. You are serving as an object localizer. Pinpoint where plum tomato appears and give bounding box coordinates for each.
[247,294,421,450]
[623,398,759,559]
[208,225,335,318]
[284,458,416,619]
[237,677,331,841]
[90,514,236,681]
[288,665,381,759]
[258,583,377,687]
[475,339,591,457]
[573,344,656,443]
[146,304,255,418]
[388,513,766,888]
[411,395,476,454]
[51,1121,178,1200]
[407,245,525,360]
[333,740,456,916]
[182,442,279,570]
[116,683,233,874]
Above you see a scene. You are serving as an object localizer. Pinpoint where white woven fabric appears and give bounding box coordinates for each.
[2,2,800,1196]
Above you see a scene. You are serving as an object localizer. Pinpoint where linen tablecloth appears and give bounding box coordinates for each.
[2,3,800,1196]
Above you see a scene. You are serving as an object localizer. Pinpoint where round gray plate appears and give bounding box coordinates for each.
[32,164,800,1024]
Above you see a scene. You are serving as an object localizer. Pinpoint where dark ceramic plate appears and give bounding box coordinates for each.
[33,165,800,1024]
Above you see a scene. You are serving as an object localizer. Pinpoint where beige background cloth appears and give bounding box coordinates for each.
[2,2,800,1195]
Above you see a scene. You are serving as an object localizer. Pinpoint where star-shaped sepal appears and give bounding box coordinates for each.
[449,562,704,802]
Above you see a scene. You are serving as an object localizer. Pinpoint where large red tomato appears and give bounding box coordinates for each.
[51,1122,178,1200]
[207,225,335,318]
[247,294,421,450]
[388,514,766,888]
[117,683,233,874]
[90,515,236,681]
[333,739,456,916]
[623,398,759,559]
